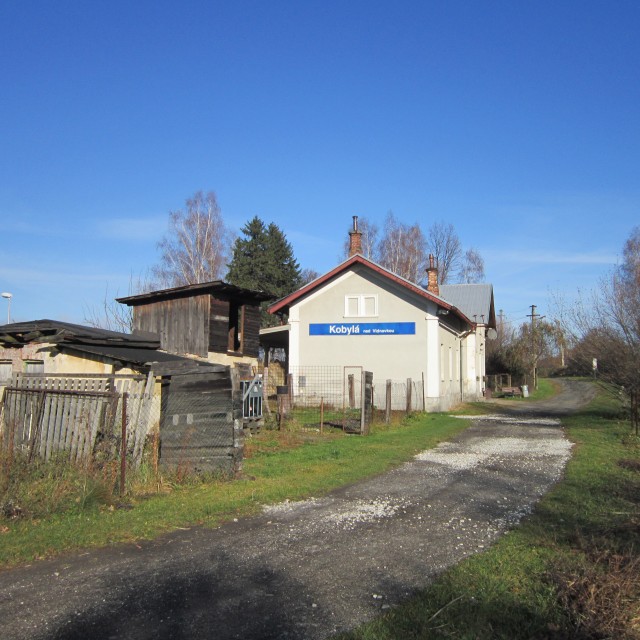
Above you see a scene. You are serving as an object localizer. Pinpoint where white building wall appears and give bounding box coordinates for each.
[291,267,438,397]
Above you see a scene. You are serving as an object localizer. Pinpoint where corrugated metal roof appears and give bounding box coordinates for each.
[439,284,495,326]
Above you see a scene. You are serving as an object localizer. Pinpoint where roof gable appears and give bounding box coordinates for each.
[269,255,473,327]
[438,284,496,328]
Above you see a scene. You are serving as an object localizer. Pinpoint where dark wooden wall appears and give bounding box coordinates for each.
[132,294,263,360]
[242,304,261,357]
[133,295,209,357]
[209,298,262,358]
[209,298,230,353]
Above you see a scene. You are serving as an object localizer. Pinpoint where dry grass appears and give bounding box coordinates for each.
[552,545,640,639]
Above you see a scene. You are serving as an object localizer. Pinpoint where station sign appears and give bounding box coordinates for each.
[309,322,415,336]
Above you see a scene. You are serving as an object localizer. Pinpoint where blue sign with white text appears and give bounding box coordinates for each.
[309,322,415,336]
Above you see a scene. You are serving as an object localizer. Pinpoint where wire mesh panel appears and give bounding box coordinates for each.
[241,377,263,420]
[159,369,241,473]
[272,366,372,434]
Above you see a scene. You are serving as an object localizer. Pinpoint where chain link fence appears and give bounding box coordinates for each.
[259,364,425,431]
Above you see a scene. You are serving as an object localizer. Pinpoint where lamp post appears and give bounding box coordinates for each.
[1,292,12,324]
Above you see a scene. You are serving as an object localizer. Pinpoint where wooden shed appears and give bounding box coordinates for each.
[117,281,273,368]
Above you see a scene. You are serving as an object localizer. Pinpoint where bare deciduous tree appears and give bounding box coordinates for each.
[83,273,155,333]
[377,211,427,283]
[340,213,485,287]
[558,226,640,432]
[153,191,233,287]
[426,221,462,285]
[300,267,321,285]
[459,247,486,283]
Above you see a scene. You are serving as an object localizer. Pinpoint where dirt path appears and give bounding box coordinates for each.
[0,380,594,640]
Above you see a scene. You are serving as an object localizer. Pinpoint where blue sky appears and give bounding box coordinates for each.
[1,1,638,329]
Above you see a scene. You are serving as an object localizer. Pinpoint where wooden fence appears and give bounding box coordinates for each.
[0,373,158,466]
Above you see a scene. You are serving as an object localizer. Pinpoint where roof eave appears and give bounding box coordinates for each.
[268,254,473,327]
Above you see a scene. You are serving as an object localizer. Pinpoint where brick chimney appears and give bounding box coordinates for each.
[348,215,363,257]
[426,254,439,295]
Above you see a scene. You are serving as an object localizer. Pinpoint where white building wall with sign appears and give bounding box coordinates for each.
[292,266,436,385]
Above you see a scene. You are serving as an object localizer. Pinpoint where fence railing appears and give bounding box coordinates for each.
[0,373,160,469]
[259,365,426,430]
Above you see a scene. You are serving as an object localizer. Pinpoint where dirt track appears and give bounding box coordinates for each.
[0,380,594,639]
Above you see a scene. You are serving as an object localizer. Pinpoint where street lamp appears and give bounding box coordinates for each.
[1,292,12,324]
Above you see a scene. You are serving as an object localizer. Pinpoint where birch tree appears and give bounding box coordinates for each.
[153,191,233,287]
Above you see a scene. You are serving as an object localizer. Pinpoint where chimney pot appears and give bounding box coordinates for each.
[426,254,439,295]
[348,215,363,257]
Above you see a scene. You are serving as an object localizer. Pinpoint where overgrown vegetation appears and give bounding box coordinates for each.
[0,411,469,566]
[3,381,637,637]
[337,386,640,640]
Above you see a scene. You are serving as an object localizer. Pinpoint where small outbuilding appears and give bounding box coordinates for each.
[117,281,273,369]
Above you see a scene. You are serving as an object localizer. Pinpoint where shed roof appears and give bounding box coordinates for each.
[63,343,222,375]
[438,284,496,328]
[117,281,273,306]
[0,319,220,375]
[0,320,160,348]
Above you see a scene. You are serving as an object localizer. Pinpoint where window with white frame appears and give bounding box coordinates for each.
[344,294,378,317]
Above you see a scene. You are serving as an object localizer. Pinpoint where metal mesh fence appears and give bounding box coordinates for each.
[259,364,427,427]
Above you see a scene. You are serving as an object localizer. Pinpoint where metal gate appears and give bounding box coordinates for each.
[277,366,373,434]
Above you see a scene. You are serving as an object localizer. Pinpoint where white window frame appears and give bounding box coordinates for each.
[344,294,378,318]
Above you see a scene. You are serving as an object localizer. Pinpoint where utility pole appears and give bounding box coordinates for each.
[528,305,545,390]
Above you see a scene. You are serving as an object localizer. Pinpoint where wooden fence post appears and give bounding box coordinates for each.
[348,374,355,409]
[120,392,127,496]
[385,380,392,424]
[406,378,412,414]
[262,366,271,414]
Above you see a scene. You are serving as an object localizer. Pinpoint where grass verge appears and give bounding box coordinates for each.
[0,412,469,568]
[336,385,640,639]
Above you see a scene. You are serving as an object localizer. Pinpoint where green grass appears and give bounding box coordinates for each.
[0,412,469,567]
[336,383,640,640]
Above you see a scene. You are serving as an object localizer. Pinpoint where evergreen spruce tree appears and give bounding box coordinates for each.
[227,217,302,326]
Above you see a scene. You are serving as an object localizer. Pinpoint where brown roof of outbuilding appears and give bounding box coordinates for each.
[117,281,273,306]
[0,320,160,348]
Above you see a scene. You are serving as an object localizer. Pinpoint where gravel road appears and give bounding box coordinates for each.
[0,379,595,640]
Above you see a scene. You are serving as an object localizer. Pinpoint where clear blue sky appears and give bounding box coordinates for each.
[1,1,638,329]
